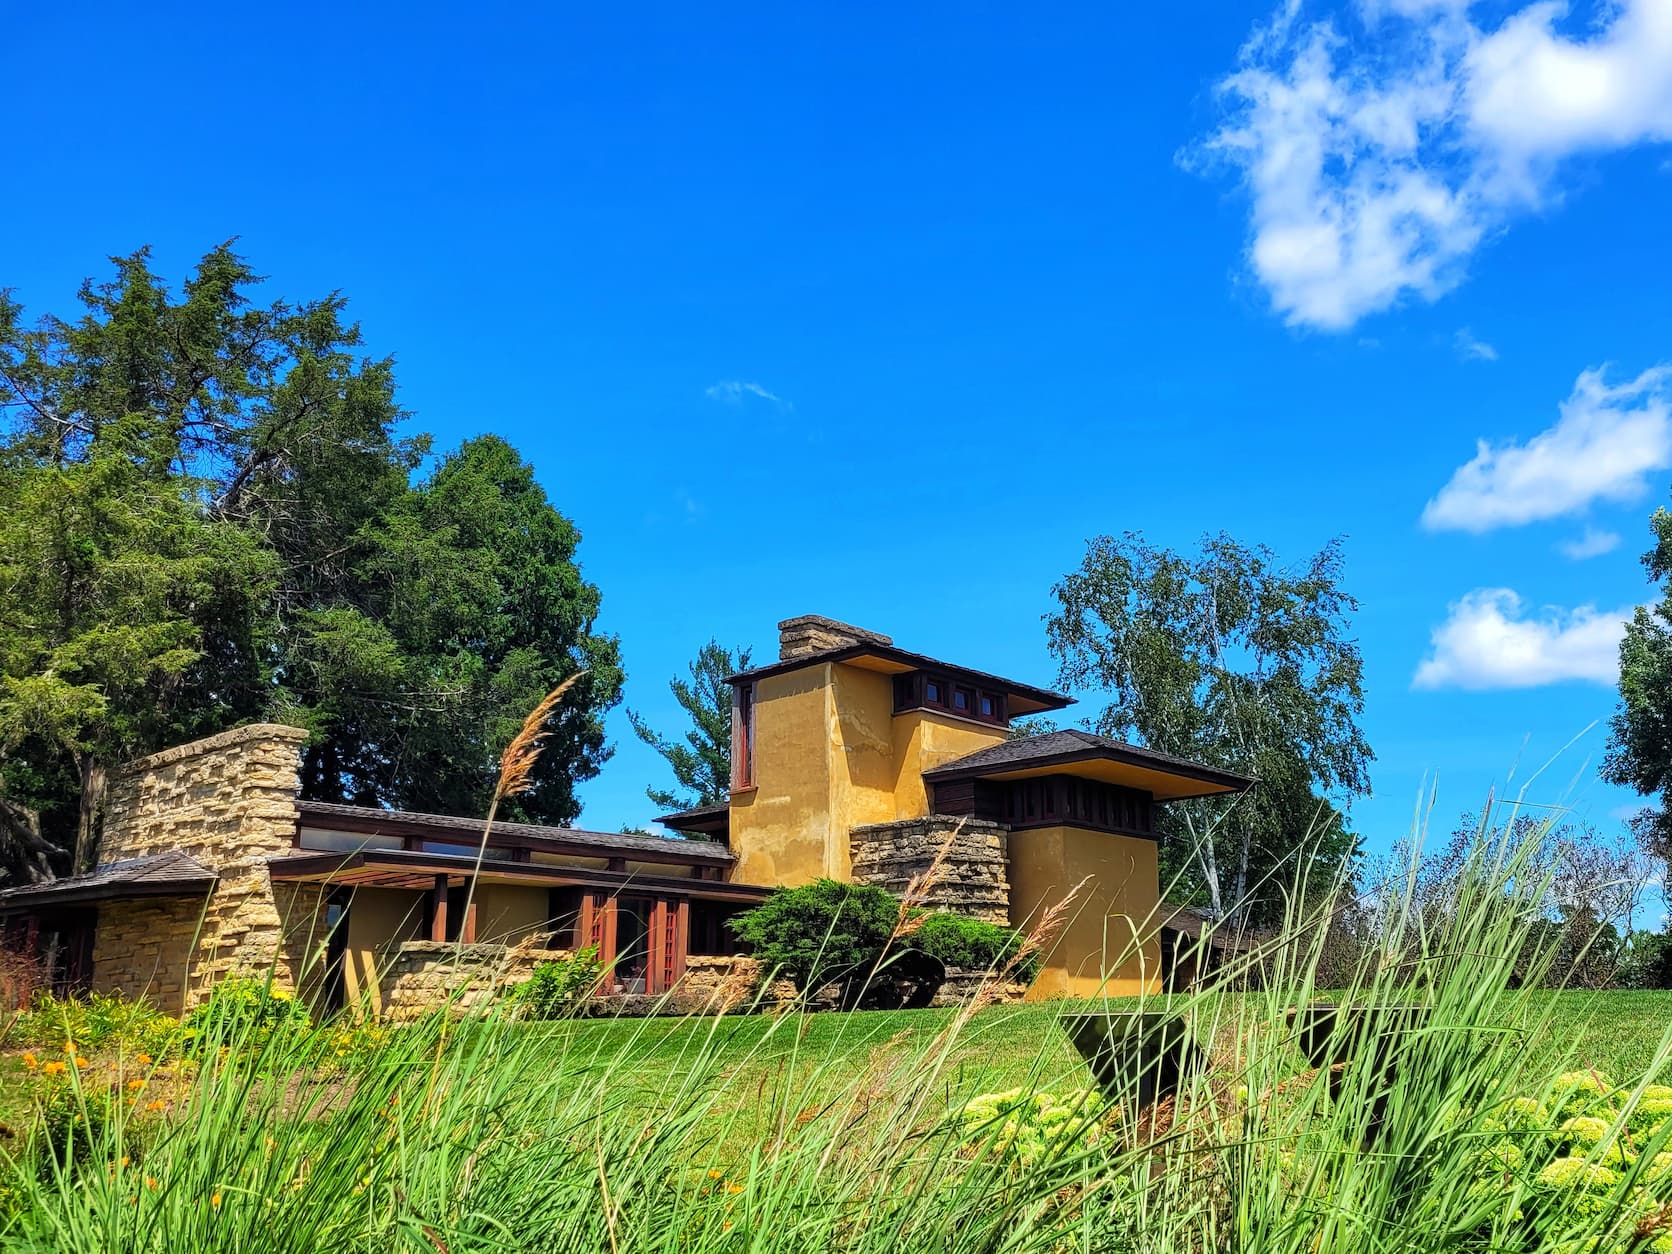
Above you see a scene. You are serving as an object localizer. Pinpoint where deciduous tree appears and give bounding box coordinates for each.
[1046,532,1371,926]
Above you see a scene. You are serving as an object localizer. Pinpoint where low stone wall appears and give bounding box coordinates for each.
[89,897,206,1016]
[849,815,1010,924]
[376,940,576,1021]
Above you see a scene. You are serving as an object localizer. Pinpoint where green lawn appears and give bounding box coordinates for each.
[510,989,1672,1130]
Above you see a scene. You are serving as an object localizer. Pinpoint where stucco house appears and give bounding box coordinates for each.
[0,615,1250,1014]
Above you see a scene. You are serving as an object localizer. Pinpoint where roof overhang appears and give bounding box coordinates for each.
[924,746,1252,801]
[0,854,217,912]
[268,849,771,903]
[655,803,731,839]
[297,800,733,868]
[728,645,1073,716]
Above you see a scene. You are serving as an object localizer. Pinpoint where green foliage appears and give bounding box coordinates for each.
[182,977,310,1049]
[1618,932,1672,990]
[30,1080,114,1175]
[628,639,752,813]
[958,1088,1105,1168]
[1607,507,1672,883]
[6,991,178,1058]
[515,946,602,1019]
[0,246,624,868]
[729,881,1034,1002]
[1047,531,1372,926]
[729,879,901,995]
[912,912,1035,980]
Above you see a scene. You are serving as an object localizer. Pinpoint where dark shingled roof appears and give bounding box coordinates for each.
[922,730,1255,799]
[0,851,217,909]
[727,643,1073,715]
[655,801,731,836]
[296,800,734,864]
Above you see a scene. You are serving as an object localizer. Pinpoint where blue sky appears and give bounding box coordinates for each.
[7,1,1672,909]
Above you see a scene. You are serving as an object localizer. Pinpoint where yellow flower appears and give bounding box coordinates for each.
[42,1060,66,1077]
[63,1041,76,1055]
[707,1169,724,1180]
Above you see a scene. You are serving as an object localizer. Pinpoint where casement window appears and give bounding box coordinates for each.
[892,672,1008,726]
[731,683,755,789]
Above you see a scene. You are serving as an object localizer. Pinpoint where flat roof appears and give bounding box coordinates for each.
[297,800,733,867]
[269,848,770,902]
[923,730,1254,801]
[728,644,1074,716]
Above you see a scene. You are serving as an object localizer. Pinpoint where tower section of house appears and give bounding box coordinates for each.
[661,616,1254,999]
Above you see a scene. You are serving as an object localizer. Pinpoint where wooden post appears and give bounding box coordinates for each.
[430,874,449,942]
[672,898,689,990]
[600,896,618,988]
[460,879,477,945]
[647,900,666,994]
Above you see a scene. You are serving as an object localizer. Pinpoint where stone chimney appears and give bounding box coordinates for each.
[777,615,893,662]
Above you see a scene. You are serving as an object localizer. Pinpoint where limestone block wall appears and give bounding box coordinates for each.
[98,723,311,1008]
[849,815,1010,925]
[89,897,205,1016]
[377,941,577,1021]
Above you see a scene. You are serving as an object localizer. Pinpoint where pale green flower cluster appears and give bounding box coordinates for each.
[959,1088,1105,1168]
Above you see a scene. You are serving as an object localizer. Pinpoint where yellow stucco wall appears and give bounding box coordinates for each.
[472,884,550,944]
[1007,825,1162,1000]
[730,662,1013,887]
[889,710,1007,817]
[729,666,837,886]
[342,887,424,1015]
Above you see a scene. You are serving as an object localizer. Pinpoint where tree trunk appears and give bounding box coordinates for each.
[1189,807,1224,918]
[72,752,106,874]
[0,796,64,884]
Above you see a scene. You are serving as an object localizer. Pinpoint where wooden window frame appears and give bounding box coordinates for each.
[731,683,756,790]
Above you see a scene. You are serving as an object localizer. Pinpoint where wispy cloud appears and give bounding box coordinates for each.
[1559,527,1623,561]
[1190,0,1672,329]
[705,380,791,409]
[1421,365,1672,533]
[1454,328,1498,362]
[1413,587,1631,690]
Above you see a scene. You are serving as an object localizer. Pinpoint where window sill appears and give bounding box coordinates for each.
[729,785,758,799]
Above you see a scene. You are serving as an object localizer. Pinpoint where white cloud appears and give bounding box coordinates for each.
[1559,526,1623,559]
[1454,327,1498,361]
[1193,0,1672,329]
[1421,365,1672,532]
[705,380,790,408]
[1413,587,1632,689]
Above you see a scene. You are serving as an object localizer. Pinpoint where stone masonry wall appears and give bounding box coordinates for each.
[377,941,577,1021]
[98,724,311,1009]
[89,897,205,1016]
[849,815,1010,925]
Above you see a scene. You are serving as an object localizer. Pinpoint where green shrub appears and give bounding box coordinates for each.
[728,880,900,997]
[1617,931,1672,989]
[912,913,1035,981]
[959,1088,1105,1167]
[8,991,178,1058]
[515,946,601,1019]
[30,1080,114,1175]
[182,977,310,1050]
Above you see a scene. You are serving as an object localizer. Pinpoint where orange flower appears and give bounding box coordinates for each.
[726,1182,744,1195]
[21,1053,37,1070]
[127,1079,145,1091]
[63,1042,76,1055]
[145,1100,167,1113]
[136,1053,153,1066]
[73,1056,90,1069]
[210,1193,222,1209]
[145,1177,157,1191]
[42,1061,66,1077]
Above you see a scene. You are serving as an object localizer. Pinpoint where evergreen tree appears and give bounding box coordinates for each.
[629,639,751,814]
[0,245,623,874]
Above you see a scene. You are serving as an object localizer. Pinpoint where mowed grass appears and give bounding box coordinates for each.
[505,988,1672,1143]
